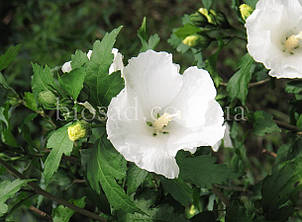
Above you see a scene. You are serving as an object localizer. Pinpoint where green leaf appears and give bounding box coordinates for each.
[0,179,32,216]
[160,178,193,207]
[178,155,237,187]
[137,17,148,42]
[1,129,18,147]
[0,45,21,72]
[202,0,213,9]
[137,18,160,52]
[82,139,142,213]
[285,80,302,100]
[227,54,255,105]
[31,63,55,96]
[71,50,89,70]
[252,111,281,136]
[0,73,18,99]
[261,159,302,221]
[226,200,253,222]
[126,164,148,195]
[52,197,86,222]
[43,125,74,183]
[24,92,38,111]
[244,0,258,8]
[85,26,123,106]
[145,34,160,51]
[0,73,10,89]
[59,67,86,100]
[174,24,200,39]
[297,115,302,129]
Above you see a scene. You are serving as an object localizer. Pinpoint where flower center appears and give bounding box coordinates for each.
[283,31,302,54]
[146,112,179,136]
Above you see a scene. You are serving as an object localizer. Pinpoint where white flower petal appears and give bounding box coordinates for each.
[212,123,233,152]
[246,0,302,78]
[169,67,217,128]
[124,50,183,113]
[61,61,72,73]
[87,50,93,60]
[106,90,179,179]
[109,48,124,74]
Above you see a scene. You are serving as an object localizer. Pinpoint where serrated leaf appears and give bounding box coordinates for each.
[59,67,86,100]
[178,155,237,188]
[24,92,38,111]
[252,111,281,136]
[52,197,86,222]
[82,139,142,214]
[160,178,193,207]
[0,179,32,216]
[43,125,74,183]
[31,63,55,96]
[71,50,89,70]
[85,26,123,106]
[227,54,255,105]
[126,164,148,195]
[0,45,21,72]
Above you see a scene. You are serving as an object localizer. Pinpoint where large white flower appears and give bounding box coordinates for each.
[246,0,302,78]
[61,48,124,74]
[106,50,225,179]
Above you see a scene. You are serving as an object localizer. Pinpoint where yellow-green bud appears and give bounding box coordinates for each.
[185,204,198,218]
[183,35,211,48]
[239,4,253,21]
[198,8,215,24]
[38,91,57,108]
[183,35,199,47]
[67,121,88,141]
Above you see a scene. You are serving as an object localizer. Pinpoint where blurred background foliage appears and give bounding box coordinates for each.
[0,0,245,89]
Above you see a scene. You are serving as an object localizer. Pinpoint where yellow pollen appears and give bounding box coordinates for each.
[153,113,174,131]
[284,32,302,53]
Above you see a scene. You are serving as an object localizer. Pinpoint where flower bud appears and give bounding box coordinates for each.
[185,204,198,218]
[198,8,215,24]
[239,4,253,21]
[183,35,211,48]
[67,121,89,141]
[189,12,208,26]
[38,91,57,109]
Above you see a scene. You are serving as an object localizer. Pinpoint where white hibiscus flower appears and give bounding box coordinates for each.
[246,0,302,78]
[106,50,225,179]
[61,48,124,74]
